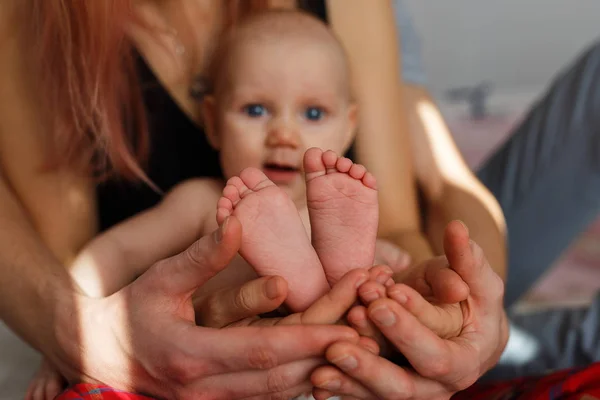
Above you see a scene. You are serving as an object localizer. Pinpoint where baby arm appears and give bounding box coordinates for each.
[70,179,222,297]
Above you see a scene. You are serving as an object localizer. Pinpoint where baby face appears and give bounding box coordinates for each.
[208,38,356,205]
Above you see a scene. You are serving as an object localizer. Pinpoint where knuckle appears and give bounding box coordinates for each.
[145,260,170,289]
[247,345,279,370]
[266,385,292,400]
[423,357,452,378]
[385,380,415,400]
[449,365,481,392]
[490,273,505,300]
[265,368,295,394]
[186,240,209,268]
[235,287,254,312]
[163,353,208,385]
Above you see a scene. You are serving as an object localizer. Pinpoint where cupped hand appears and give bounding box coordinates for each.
[311,221,509,400]
[49,217,359,400]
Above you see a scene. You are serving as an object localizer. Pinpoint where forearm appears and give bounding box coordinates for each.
[405,84,507,280]
[0,174,80,354]
[328,0,421,236]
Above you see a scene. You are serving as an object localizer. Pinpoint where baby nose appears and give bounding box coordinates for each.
[266,121,300,148]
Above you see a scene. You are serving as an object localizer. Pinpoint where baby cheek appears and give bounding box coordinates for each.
[221,141,264,176]
[305,125,349,154]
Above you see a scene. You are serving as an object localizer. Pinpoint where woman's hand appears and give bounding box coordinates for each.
[49,217,359,400]
[310,221,509,399]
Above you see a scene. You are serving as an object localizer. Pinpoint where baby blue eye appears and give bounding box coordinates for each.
[305,107,325,121]
[244,104,267,117]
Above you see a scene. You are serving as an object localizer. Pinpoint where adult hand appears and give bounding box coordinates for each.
[311,221,509,399]
[49,216,359,399]
[195,265,396,329]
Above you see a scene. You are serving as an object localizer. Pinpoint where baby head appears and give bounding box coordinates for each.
[202,10,357,204]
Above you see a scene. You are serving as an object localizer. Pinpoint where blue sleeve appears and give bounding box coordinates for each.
[393,0,427,86]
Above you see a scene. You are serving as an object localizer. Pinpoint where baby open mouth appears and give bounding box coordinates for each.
[263,162,300,183]
[263,162,299,172]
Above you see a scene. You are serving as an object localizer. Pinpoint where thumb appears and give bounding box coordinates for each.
[150,216,242,296]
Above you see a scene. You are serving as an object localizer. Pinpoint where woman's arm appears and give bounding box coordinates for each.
[0,1,96,352]
[406,84,507,279]
[326,0,433,264]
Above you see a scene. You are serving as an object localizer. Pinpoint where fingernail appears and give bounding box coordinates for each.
[375,271,391,285]
[266,277,280,299]
[457,220,469,234]
[371,306,396,326]
[361,290,380,303]
[355,273,368,288]
[470,239,483,261]
[214,217,229,244]
[352,316,368,329]
[332,355,358,371]
[389,290,408,305]
[318,379,341,391]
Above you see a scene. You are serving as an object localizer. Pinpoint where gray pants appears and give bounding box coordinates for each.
[476,41,600,379]
[477,41,600,307]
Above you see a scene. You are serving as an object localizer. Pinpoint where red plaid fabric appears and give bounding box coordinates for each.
[56,363,600,400]
[56,383,153,400]
[452,362,600,400]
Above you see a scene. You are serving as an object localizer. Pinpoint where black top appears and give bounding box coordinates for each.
[97,1,337,231]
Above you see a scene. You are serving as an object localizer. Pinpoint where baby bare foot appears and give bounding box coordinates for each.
[217,167,329,312]
[304,148,379,285]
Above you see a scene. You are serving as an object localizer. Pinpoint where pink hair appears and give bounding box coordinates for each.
[19,0,273,180]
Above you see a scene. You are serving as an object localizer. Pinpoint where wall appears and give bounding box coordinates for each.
[405,0,600,93]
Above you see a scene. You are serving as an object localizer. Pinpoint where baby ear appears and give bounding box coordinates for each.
[342,102,358,152]
[201,95,220,150]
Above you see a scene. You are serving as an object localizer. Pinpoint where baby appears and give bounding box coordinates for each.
[28,10,464,400]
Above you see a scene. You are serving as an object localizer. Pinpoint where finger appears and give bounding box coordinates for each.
[357,281,386,305]
[387,283,463,339]
[367,298,478,387]
[445,221,504,303]
[313,387,338,400]
[190,324,359,375]
[151,216,242,296]
[244,382,316,400]
[313,350,451,400]
[319,343,418,399]
[195,276,288,328]
[312,365,377,399]
[196,357,322,399]
[24,382,34,400]
[424,264,469,303]
[347,306,384,345]
[32,382,43,400]
[395,256,468,303]
[357,337,380,355]
[281,269,368,326]
[367,265,393,286]
[44,379,63,400]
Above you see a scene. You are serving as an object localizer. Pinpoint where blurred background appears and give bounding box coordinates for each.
[406,0,600,309]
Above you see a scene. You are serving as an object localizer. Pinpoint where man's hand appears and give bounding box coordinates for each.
[50,217,359,399]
